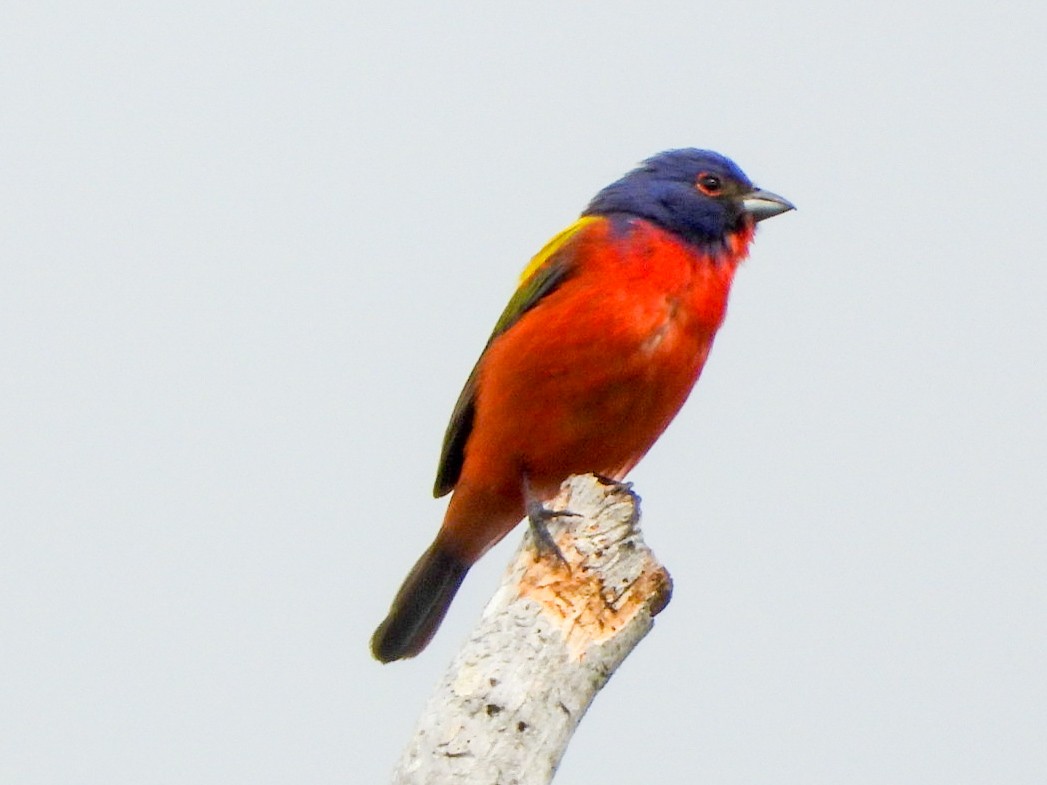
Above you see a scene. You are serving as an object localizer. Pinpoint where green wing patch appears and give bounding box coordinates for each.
[432,216,598,497]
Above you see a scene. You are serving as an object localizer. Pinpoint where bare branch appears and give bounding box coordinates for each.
[390,474,672,785]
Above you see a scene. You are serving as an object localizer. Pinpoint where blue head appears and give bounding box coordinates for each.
[583,149,793,250]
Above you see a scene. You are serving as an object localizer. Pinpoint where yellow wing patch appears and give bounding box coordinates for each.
[433,214,600,497]
[517,215,600,285]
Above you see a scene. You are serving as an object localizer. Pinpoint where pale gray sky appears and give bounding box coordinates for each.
[3,2,1045,783]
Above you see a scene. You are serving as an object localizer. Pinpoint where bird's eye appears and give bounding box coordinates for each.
[696,173,723,196]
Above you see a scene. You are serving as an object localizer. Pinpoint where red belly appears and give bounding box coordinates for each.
[441,220,742,561]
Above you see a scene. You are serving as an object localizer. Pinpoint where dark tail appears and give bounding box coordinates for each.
[370,541,470,663]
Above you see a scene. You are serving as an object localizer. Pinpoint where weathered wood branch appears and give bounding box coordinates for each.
[390,473,673,785]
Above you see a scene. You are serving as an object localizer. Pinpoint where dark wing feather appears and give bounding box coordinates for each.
[432,217,597,497]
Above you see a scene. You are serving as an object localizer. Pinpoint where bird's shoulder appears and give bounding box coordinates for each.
[432,215,602,497]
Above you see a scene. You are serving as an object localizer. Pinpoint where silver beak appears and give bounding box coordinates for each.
[741,188,795,222]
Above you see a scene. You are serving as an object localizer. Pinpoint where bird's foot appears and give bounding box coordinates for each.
[592,474,634,492]
[522,475,578,565]
[525,498,579,565]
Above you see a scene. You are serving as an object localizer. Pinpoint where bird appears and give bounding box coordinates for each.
[370,149,793,662]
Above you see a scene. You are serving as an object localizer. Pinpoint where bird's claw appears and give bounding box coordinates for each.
[525,497,578,565]
[593,474,634,492]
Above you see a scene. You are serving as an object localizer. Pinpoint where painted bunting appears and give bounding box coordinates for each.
[371,149,793,662]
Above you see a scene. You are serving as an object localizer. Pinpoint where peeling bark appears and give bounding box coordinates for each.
[390,474,672,785]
